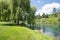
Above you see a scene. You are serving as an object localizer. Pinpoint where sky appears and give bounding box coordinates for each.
[30,0,60,15]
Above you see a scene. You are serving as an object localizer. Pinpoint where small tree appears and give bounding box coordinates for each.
[37,14,41,19]
[45,14,49,18]
[42,13,46,18]
[53,8,57,17]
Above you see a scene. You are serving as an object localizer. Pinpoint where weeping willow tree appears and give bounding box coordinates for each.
[0,0,36,29]
[0,0,10,21]
[0,0,31,23]
[0,1,2,21]
[12,0,31,24]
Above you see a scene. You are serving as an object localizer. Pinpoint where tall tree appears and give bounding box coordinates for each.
[0,0,36,28]
[0,0,2,21]
[53,8,56,14]
[27,6,36,29]
[42,13,46,18]
[12,0,18,23]
[53,8,57,17]
[15,7,22,24]
[0,1,2,21]
[0,0,10,21]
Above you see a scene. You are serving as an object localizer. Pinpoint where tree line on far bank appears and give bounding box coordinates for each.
[36,8,60,21]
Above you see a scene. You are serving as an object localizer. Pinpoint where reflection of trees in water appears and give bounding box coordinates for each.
[53,24,60,40]
[34,24,46,33]
[35,24,60,40]
[58,23,60,29]
[42,24,46,33]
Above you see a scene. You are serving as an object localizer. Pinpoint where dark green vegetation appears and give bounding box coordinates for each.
[0,0,36,29]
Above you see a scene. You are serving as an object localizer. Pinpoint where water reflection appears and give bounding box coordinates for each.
[35,24,60,40]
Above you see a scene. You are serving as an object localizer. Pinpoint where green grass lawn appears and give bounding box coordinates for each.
[0,26,55,40]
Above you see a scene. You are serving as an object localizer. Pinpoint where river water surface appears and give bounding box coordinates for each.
[35,24,60,40]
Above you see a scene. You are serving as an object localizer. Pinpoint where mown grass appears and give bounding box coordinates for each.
[0,26,55,40]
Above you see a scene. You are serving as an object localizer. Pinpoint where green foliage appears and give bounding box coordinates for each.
[0,0,32,24]
[42,13,46,18]
[27,6,36,29]
[53,8,57,14]
[0,0,37,30]
[58,17,60,22]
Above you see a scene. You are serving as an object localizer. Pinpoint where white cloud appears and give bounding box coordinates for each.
[42,3,60,13]
[35,10,43,16]
[37,0,40,3]
[36,3,60,15]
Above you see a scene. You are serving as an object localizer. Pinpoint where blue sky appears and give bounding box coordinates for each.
[30,0,60,15]
[30,0,60,10]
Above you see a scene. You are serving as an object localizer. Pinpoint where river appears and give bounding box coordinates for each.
[34,24,60,40]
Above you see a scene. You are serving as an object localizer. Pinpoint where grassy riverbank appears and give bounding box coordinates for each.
[0,22,55,40]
